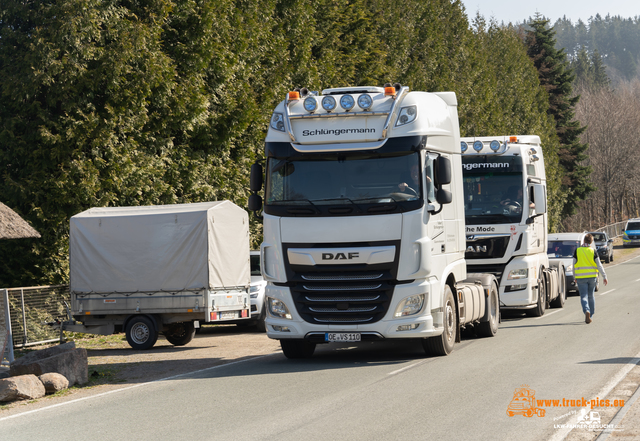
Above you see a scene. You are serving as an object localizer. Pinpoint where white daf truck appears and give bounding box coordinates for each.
[248,84,499,359]
[460,136,565,317]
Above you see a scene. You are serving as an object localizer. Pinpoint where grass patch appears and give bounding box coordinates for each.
[84,364,126,386]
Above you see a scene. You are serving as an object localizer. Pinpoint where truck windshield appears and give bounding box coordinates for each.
[548,240,579,257]
[462,156,525,225]
[265,152,423,206]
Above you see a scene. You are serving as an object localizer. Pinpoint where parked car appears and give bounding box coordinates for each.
[588,231,614,263]
[548,232,586,295]
[622,218,640,247]
[249,250,267,332]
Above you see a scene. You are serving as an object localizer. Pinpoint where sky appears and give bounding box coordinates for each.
[459,0,639,25]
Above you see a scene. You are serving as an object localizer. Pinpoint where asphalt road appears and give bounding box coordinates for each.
[2,255,640,441]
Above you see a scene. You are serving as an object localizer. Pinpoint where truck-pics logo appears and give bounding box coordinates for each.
[507,385,546,417]
[302,128,376,137]
[322,252,360,260]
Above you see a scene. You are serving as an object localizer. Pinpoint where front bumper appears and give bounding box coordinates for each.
[264,281,442,341]
[623,237,640,247]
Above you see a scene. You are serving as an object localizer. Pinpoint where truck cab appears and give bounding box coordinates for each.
[250,85,499,358]
[460,136,563,317]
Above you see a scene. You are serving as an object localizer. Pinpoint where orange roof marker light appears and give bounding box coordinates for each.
[509,136,518,143]
[384,86,396,96]
[288,91,300,100]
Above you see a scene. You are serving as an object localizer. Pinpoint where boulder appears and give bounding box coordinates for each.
[39,372,69,394]
[10,343,88,386]
[0,374,46,402]
[10,342,76,371]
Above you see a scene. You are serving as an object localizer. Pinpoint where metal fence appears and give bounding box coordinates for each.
[1,285,70,364]
[593,220,628,239]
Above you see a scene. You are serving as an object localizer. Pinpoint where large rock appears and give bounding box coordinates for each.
[39,372,69,394]
[0,374,46,402]
[10,342,88,386]
[10,342,76,369]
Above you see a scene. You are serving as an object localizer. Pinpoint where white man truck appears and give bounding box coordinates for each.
[248,84,499,359]
[460,136,565,317]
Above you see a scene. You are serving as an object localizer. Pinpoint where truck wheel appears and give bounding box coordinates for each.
[164,322,196,346]
[422,284,456,356]
[477,282,499,337]
[280,339,316,359]
[527,274,546,317]
[125,316,158,350]
[551,267,566,308]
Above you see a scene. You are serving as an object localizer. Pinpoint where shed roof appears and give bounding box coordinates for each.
[0,202,41,239]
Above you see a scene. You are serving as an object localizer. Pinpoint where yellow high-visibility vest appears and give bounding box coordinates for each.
[575,247,598,279]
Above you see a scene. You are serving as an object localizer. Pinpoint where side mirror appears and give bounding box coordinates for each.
[434,156,451,185]
[250,163,263,192]
[436,189,452,205]
[532,184,547,214]
[248,194,262,212]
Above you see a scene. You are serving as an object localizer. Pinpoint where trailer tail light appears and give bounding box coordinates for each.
[210,312,218,321]
[241,309,249,318]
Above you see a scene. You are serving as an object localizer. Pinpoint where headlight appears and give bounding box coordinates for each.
[340,94,355,110]
[304,97,317,112]
[267,297,292,319]
[250,285,261,293]
[357,93,373,110]
[396,106,417,126]
[322,96,337,111]
[394,294,425,318]
[508,268,528,280]
[270,113,285,132]
[565,264,573,274]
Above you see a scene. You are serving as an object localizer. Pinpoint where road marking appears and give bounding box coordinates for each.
[534,309,562,320]
[597,379,640,440]
[0,352,280,423]
[387,360,430,376]
[550,349,640,441]
[599,289,616,296]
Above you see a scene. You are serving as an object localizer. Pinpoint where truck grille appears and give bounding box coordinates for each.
[465,235,510,260]
[290,270,393,324]
[283,241,400,326]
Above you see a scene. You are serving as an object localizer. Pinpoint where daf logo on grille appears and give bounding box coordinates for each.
[322,252,360,260]
[466,245,487,253]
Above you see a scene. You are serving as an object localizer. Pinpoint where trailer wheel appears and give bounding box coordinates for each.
[477,282,499,337]
[280,339,316,359]
[165,322,196,346]
[551,266,566,308]
[125,316,158,350]
[527,273,547,317]
[422,284,456,356]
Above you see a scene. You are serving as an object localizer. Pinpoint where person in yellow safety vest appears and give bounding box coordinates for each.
[573,234,608,324]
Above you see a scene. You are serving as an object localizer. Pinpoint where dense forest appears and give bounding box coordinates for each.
[542,14,640,230]
[0,0,593,288]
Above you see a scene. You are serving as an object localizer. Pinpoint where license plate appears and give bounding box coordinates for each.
[221,311,236,320]
[325,333,361,342]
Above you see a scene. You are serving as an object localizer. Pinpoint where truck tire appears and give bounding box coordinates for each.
[165,322,196,346]
[281,339,316,359]
[422,284,456,356]
[526,273,547,317]
[477,282,499,337]
[551,266,566,308]
[125,316,158,350]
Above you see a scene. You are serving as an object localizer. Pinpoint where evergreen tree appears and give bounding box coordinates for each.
[525,15,594,218]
